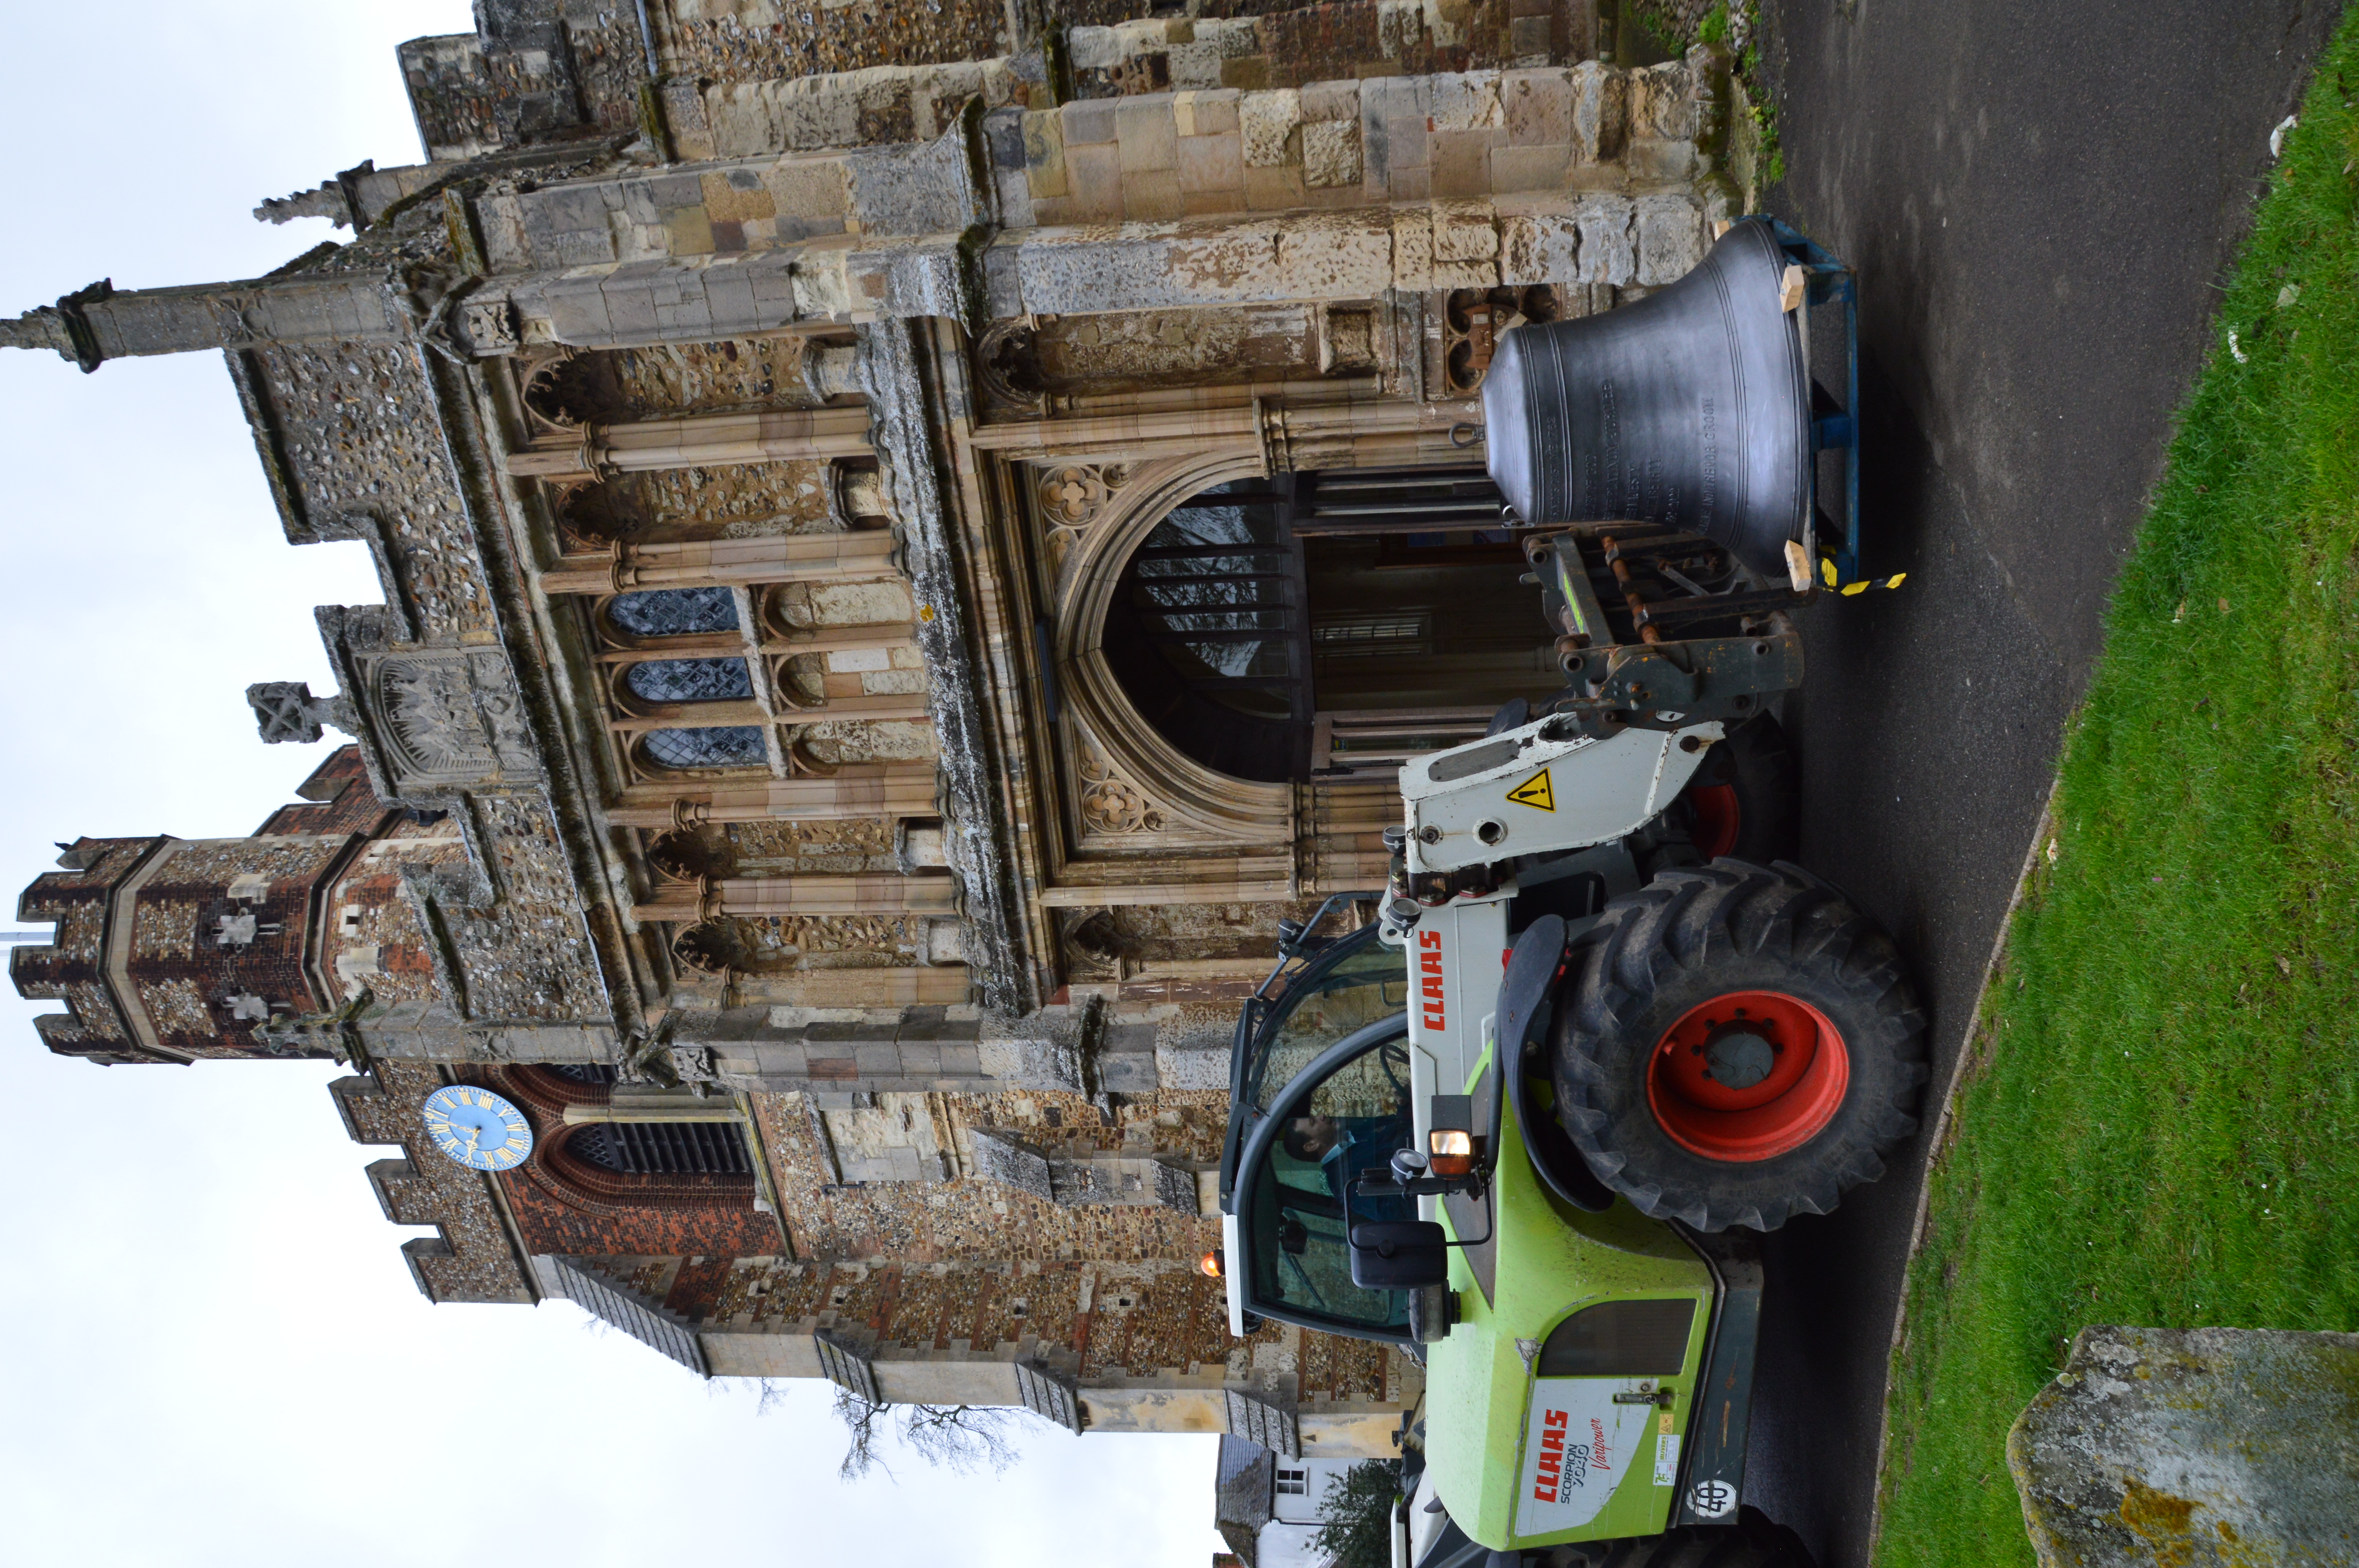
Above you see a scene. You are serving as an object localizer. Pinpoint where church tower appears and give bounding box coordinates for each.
[11,748,392,1064]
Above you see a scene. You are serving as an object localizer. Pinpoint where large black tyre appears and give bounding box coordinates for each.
[1556,1507,1817,1567]
[1550,861,1927,1232]
[1678,714,1799,864]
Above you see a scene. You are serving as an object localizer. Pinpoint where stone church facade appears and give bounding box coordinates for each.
[6,0,1734,1459]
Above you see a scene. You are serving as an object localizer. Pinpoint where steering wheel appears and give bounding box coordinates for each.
[1378,1040,1410,1098]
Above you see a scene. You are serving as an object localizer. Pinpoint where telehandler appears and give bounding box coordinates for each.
[1218,218,1922,1567]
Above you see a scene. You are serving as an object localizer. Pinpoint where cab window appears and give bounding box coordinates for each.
[1246,1030,1416,1334]
[1245,927,1410,1121]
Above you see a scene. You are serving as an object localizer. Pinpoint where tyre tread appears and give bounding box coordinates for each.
[1551,860,1928,1232]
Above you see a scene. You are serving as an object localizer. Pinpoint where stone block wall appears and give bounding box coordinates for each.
[978,194,1707,318]
[1001,62,1699,227]
[478,116,984,275]
[688,59,1031,160]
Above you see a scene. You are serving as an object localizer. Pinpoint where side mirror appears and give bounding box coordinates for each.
[1349,1220,1450,1289]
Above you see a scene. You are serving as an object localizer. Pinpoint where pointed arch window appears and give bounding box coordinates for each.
[607,587,740,639]
[625,657,754,704]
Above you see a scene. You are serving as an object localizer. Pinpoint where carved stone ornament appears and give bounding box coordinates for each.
[646,829,725,883]
[1037,464,1107,530]
[379,660,495,777]
[467,652,541,774]
[517,347,590,435]
[1076,730,1169,835]
[671,919,747,975]
[202,289,270,348]
[348,652,544,788]
[247,681,355,746]
[974,319,1045,416]
[460,296,521,355]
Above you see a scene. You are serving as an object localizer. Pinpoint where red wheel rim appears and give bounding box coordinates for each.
[1646,991,1849,1162]
[1688,783,1740,860]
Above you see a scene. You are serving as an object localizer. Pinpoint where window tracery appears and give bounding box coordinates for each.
[624,657,755,704]
[642,726,767,769]
[607,587,740,639]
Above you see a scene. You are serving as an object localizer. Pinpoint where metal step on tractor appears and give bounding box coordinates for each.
[1216,218,1923,1568]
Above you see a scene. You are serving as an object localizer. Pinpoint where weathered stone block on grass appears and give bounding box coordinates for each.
[2007,1325,2359,1568]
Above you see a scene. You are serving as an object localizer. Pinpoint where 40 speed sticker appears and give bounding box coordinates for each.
[1513,1378,1654,1537]
[1686,1478,1739,1519]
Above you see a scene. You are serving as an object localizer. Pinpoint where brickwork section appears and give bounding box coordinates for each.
[252,747,389,838]
[1020,303,1333,392]
[498,1154,782,1258]
[689,1253,1390,1407]
[722,817,900,874]
[122,835,350,1057]
[697,1255,1254,1373]
[323,826,473,1005]
[733,914,929,972]
[333,1062,536,1303]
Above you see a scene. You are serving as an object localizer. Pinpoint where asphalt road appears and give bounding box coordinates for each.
[1737,3,2348,1563]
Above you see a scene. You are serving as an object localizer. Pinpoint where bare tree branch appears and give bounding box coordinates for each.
[898,1403,1022,1475]
[832,1385,897,1482]
[822,1388,1030,1481]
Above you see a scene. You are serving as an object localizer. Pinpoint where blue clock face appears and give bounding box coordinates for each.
[422,1085,533,1171]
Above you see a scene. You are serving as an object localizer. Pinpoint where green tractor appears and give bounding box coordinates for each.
[1216,220,1925,1567]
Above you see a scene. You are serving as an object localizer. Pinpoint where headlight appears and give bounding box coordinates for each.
[1428,1129,1475,1177]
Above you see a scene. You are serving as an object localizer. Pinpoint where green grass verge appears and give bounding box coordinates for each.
[1871,20,2359,1567]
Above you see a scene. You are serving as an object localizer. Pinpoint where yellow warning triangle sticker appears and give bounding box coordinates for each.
[1505,768,1556,811]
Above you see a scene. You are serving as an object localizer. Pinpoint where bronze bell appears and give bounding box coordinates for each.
[1482,218,1812,576]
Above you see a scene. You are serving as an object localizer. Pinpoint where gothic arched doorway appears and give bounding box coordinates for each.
[1102,465,1558,785]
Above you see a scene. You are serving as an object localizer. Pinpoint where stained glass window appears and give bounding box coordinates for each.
[643,726,767,769]
[607,586,740,638]
[626,657,754,704]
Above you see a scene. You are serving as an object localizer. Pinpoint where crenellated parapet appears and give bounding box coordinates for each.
[332,1062,539,1304]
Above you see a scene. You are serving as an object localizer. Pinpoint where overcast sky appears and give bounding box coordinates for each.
[0,5,1219,1562]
